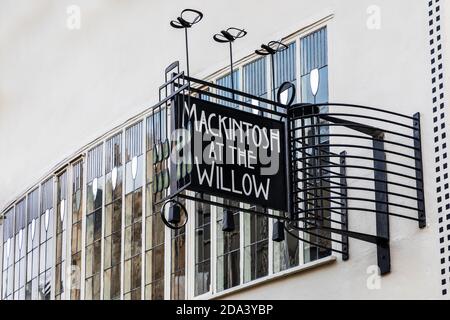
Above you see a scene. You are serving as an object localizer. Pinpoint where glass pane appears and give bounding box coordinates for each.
[112,200,122,233]
[132,222,142,257]
[217,251,240,291]
[94,210,102,242]
[104,269,111,300]
[111,265,121,299]
[131,256,141,291]
[112,232,121,266]
[104,236,112,269]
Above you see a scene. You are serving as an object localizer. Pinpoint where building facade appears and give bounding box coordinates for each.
[0,0,449,300]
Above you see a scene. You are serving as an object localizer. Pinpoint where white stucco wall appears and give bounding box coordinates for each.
[0,0,445,299]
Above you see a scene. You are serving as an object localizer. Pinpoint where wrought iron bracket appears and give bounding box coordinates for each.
[153,63,427,277]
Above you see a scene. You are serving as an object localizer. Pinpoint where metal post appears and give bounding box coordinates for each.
[373,134,390,275]
[214,28,247,103]
[413,113,426,228]
[340,151,349,261]
[184,27,190,78]
[271,55,276,101]
[286,107,294,222]
[229,42,235,101]
[170,9,203,78]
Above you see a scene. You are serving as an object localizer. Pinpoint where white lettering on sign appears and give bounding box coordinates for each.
[185,100,280,203]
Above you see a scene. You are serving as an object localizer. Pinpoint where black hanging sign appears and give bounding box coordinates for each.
[172,95,288,212]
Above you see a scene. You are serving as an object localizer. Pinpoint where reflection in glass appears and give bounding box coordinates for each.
[273,211,299,273]
[171,197,186,300]
[2,208,14,300]
[243,206,268,283]
[70,161,83,300]
[55,172,68,300]
[13,199,26,300]
[217,199,240,292]
[194,194,211,296]
[124,122,143,300]
[104,133,123,300]
[145,113,166,300]
[85,144,103,300]
[38,178,54,300]
[25,188,39,300]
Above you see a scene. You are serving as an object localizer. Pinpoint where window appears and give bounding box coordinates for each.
[243,206,269,283]
[70,161,83,300]
[55,171,68,300]
[25,188,39,300]
[243,57,267,113]
[124,122,144,300]
[2,208,14,300]
[274,41,297,116]
[85,144,103,300]
[13,198,26,300]
[300,27,331,263]
[273,208,299,272]
[272,41,300,273]
[274,42,297,90]
[171,197,186,300]
[242,58,270,282]
[39,178,54,300]
[194,194,211,296]
[217,70,240,108]
[145,112,166,300]
[104,133,123,300]
[300,27,328,106]
[216,199,240,292]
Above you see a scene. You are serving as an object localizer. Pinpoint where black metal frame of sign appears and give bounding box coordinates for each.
[150,59,426,276]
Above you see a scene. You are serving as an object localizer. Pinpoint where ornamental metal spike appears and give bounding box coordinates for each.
[255,40,288,100]
[170,9,203,78]
[213,27,247,100]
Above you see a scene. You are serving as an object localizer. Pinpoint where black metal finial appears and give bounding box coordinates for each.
[255,40,287,55]
[170,9,203,29]
[170,9,203,77]
[213,27,247,43]
[213,27,247,100]
[255,40,288,100]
